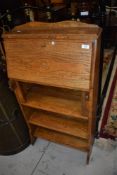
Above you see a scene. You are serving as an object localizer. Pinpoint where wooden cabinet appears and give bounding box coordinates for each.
[3,21,101,163]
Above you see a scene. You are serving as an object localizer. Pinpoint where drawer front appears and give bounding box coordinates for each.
[5,38,92,90]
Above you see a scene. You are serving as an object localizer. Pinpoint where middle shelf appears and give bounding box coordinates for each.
[20,83,89,121]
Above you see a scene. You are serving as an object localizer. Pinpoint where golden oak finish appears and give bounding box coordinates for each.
[21,85,88,120]
[34,127,88,151]
[3,21,101,164]
[29,110,88,139]
[4,38,92,90]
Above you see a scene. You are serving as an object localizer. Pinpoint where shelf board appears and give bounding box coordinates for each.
[22,85,88,121]
[29,111,88,139]
[34,127,88,152]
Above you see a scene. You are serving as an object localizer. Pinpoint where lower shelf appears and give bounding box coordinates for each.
[29,110,88,139]
[34,127,88,152]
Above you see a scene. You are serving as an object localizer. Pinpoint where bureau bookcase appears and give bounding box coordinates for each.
[3,21,101,163]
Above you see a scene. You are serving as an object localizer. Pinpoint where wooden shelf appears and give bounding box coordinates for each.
[29,111,88,139]
[22,85,88,121]
[34,127,88,151]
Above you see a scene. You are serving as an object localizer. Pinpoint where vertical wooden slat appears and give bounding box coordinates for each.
[15,82,26,103]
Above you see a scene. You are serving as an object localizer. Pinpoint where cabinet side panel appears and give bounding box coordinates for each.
[88,36,101,149]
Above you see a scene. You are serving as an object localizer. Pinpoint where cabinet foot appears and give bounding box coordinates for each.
[86,151,91,165]
[31,137,36,145]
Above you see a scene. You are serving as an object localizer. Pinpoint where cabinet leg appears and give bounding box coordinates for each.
[31,137,36,145]
[86,151,91,165]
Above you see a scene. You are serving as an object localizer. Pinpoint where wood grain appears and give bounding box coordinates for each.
[3,21,101,40]
[29,110,88,139]
[34,127,88,151]
[3,21,102,163]
[5,39,92,90]
[21,85,88,120]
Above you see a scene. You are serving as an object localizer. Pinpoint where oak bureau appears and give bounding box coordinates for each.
[3,21,102,163]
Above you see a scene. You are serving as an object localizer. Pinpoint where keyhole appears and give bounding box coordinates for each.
[51,41,55,45]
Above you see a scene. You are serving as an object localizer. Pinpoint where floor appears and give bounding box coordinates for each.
[0,138,116,175]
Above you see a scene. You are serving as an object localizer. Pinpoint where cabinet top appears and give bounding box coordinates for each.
[3,21,102,41]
